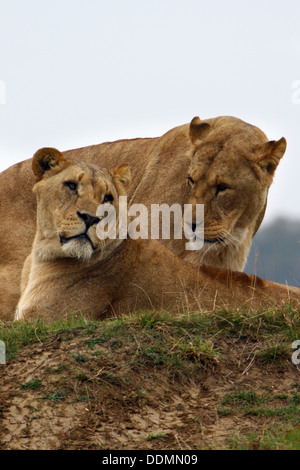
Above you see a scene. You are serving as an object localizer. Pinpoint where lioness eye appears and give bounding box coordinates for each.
[64,181,77,192]
[103,194,114,203]
[215,183,227,195]
[187,176,194,185]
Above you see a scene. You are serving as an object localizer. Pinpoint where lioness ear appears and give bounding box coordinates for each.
[256,137,287,175]
[110,164,131,194]
[189,116,211,144]
[32,147,69,181]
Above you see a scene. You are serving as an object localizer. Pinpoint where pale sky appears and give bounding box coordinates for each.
[0,0,300,224]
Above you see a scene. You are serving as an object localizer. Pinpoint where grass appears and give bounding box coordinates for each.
[229,427,300,450]
[0,307,299,379]
[72,352,89,363]
[1,306,299,362]
[256,342,292,364]
[219,389,300,421]
[0,314,97,361]
[41,390,68,403]
[0,306,299,450]
[218,388,300,449]
[21,378,42,390]
[146,432,166,441]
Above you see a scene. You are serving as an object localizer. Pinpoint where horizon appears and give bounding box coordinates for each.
[1,0,300,226]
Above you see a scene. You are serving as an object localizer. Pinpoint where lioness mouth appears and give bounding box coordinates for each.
[204,237,226,244]
[59,232,95,250]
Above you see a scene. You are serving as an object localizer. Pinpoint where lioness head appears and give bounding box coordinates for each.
[32,147,131,263]
[185,116,287,270]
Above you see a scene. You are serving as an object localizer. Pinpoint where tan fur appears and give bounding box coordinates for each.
[15,152,299,322]
[0,116,286,319]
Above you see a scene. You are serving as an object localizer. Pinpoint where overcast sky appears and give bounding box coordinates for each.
[0,0,299,224]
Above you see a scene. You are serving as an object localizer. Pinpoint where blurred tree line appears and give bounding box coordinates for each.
[245,217,300,287]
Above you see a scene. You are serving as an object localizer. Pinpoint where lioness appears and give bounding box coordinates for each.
[15,149,298,321]
[1,116,286,318]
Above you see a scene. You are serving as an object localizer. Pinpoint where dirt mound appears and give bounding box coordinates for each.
[0,315,299,450]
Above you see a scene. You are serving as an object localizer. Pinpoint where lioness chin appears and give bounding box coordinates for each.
[15,149,299,321]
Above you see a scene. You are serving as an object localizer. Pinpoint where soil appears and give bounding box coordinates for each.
[0,327,299,450]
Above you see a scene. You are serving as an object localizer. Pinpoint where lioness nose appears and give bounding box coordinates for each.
[77,211,100,229]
